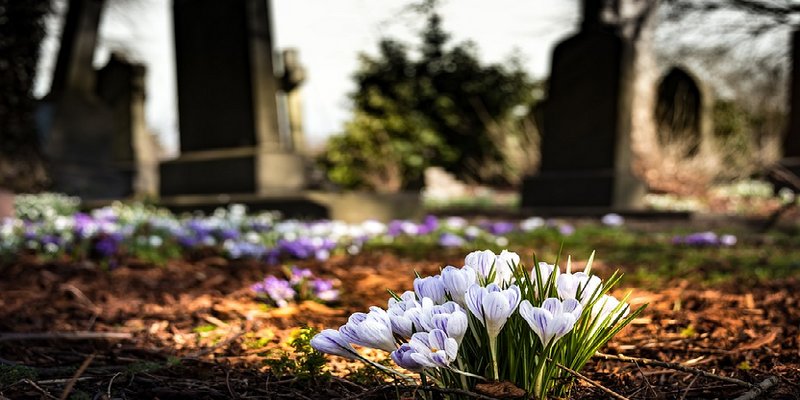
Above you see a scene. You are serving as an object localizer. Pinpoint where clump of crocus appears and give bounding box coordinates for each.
[251,266,339,307]
[311,249,644,399]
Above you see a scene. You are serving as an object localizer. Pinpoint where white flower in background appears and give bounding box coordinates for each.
[601,213,624,227]
[339,306,397,352]
[407,329,458,368]
[465,249,497,279]
[414,275,447,304]
[557,272,602,305]
[720,234,737,246]
[310,329,360,359]
[520,217,545,232]
[465,283,521,339]
[519,298,583,347]
[441,265,477,306]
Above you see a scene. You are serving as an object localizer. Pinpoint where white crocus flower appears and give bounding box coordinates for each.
[465,283,521,338]
[464,283,521,379]
[387,292,420,339]
[519,297,583,347]
[310,329,360,359]
[339,306,397,352]
[464,250,497,281]
[441,265,477,306]
[590,294,630,330]
[556,272,602,305]
[414,275,447,304]
[407,329,458,368]
[494,250,520,285]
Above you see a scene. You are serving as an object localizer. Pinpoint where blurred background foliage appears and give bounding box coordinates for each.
[319,2,541,192]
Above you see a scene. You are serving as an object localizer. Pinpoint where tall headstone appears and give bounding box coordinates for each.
[654,67,712,157]
[160,0,306,197]
[520,0,644,210]
[280,49,307,154]
[43,0,134,199]
[782,29,800,177]
[96,53,159,197]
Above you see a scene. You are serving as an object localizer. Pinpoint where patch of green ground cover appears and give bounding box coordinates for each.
[518,226,800,287]
[367,223,800,287]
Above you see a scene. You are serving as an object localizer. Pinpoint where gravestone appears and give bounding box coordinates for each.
[160,0,307,197]
[96,54,159,197]
[42,0,141,199]
[654,67,712,157]
[279,49,307,154]
[782,29,800,178]
[520,0,644,210]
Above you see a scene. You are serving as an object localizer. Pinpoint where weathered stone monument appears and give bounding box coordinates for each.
[42,0,152,199]
[520,0,644,210]
[279,49,307,155]
[160,0,307,197]
[782,29,800,179]
[654,67,712,157]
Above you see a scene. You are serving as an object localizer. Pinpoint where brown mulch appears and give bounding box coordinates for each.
[0,253,798,399]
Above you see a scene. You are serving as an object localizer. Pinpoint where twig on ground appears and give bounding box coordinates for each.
[187,328,244,358]
[680,374,700,400]
[226,370,237,399]
[732,376,780,400]
[58,353,95,400]
[344,384,500,400]
[554,362,630,400]
[20,379,58,400]
[107,372,122,398]
[0,331,133,342]
[595,352,756,388]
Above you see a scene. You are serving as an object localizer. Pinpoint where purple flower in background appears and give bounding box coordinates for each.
[94,233,122,258]
[252,276,296,307]
[312,278,339,301]
[487,221,516,236]
[290,266,313,284]
[417,215,439,235]
[601,213,624,227]
[218,228,240,240]
[558,224,575,236]
[438,233,465,247]
[720,234,737,246]
[673,232,737,247]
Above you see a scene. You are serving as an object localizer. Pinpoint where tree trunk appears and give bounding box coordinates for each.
[0,0,50,197]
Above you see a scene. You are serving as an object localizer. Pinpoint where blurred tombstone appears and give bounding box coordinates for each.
[41,0,144,199]
[160,0,307,197]
[279,49,307,155]
[782,29,800,179]
[520,0,645,210]
[96,54,160,197]
[654,67,713,157]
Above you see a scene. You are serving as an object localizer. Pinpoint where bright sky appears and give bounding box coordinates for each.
[34,0,579,156]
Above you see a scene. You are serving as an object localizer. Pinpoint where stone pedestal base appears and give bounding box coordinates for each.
[159,148,307,196]
[520,169,645,211]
